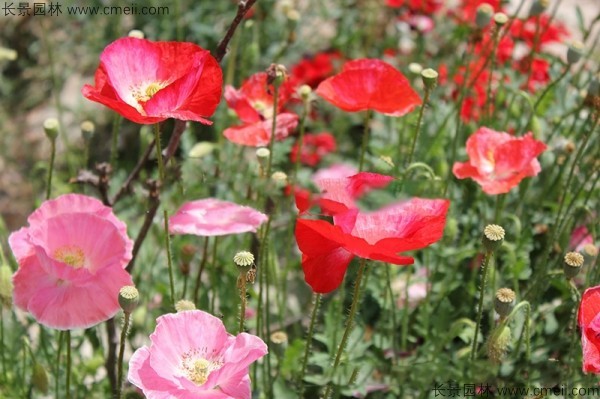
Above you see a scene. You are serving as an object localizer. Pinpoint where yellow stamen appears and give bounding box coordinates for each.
[53,246,86,269]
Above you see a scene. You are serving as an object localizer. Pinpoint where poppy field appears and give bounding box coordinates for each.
[0,0,599,398]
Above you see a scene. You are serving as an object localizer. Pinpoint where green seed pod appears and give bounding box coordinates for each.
[118,285,139,314]
[494,288,516,317]
[483,224,505,252]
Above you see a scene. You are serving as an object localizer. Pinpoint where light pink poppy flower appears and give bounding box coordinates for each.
[169,198,268,236]
[128,310,268,399]
[8,194,133,330]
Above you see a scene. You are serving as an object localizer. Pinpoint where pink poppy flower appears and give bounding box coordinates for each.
[169,198,268,236]
[128,310,268,399]
[82,37,223,125]
[296,197,450,293]
[223,72,299,147]
[452,127,547,195]
[8,194,133,330]
[579,286,600,373]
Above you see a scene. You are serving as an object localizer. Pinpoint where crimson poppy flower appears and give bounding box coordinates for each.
[452,0,503,23]
[579,286,600,373]
[452,127,547,195]
[316,59,422,116]
[516,57,551,93]
[386,0,443,14]
[82,37,223,125]
[290,132,336,166]
[291,51,341,88]
[510,14,569,51]
[223,72,298,146]
[296,198,450,293]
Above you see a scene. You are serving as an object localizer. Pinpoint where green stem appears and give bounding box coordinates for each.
[110,115,122,168]
[164,210,176,309]
[116,312,131,399]
[323,259,368,398]
[471,251,492,361]
[484,29,501,124]
[66,330,71,399]
[525,66,569,131]
[154,123,165,182]
[239,275,247,333]
[293,98,311,182]
[46,138,56,200]
[358,111,372,172]
[493,194,506,224]
[0,309,5,383]
[298,293,321,395]
[265,85,280,178]
[209,237,220,314]
[385,267,398,367]
[55,331,64,399]
[193,236,210,306]
[400,267,412,351]
[406,88,431,168]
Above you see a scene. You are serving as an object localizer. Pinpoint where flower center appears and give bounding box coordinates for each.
[252,100,274,119]
[132,81,166,103]
[53,245,86,268]
[181,350,223,387]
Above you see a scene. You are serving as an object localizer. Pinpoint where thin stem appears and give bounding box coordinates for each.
[359,111,372,172]
[293,97,311,182]
[110,115,122,168]
[116,312,131,399]
[471,251,492,361]
[46,138,56,200]
[406,89,431,168]
[193,236,210,306]
[299,293,322,395]
[0,309,5,383]
[55,331,64,398]
[215,0,259,63]
[164,210,176,309]
[209,237,220,314]
[266,84,280,178]
[400,267,412,351]
[154,123,166,182]
[484,29,500,124]
[66,330,71,399]
[525,66,569,132]
[323,259,368,398]
[493,194,506,224]
[239,275,247,333]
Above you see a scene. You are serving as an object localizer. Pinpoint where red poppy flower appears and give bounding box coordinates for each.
[579,286,600,373]
[82,37,222,125]
[316,59,422,116]
[510,14,569,51]
[291,51,341,88]
[516,57,551,93]
[386,0,443,14]
[452,127,547,195]
[290,132,336,167]
[296,197,450,293]
[452,0,503,23]
[223,72,299,146]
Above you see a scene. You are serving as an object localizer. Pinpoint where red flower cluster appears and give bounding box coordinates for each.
[295,172,449,293]
[579,286,600,373]
[290,51,341,88]
[83,37,222,125]
[316,59,421,116]
[453,127,547,195]
[385,0,443,14]
[290,132,336,167]
[223,72,298,147]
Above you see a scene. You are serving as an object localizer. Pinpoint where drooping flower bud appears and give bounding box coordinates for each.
[486,325,512,363]
[483,224,505,252]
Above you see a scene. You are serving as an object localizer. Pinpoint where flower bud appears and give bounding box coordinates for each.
[483,224,505,252]
[118,285,139,314]
[43,118,59,141]
[180,244,196,265]
[493,12,508,27]
[266,63,288,87]
[494,288,516,317]
[80,120,95,141]
[567,41,584,64]
[528,0,548,17]
[421,68,439,90]
[128,29,145,39]
[234,251,255,275]
[486,325,511,363]
[32,362,49,394]
[475,3,494,29]
[175,299,196,312]
[0,263,12,307]
[564,251,584,279]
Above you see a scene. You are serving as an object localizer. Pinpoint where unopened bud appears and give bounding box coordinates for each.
[118,285,139,314]
[175,299,196,312]
[564,251,584,279]
[483,224,505,252]
[32,363,49,394]
[494,288,516,317]
[486,325,511,363]
[80,120,95,141]
[43,118,59,141]
[266,63,288,87]
[0,264,13,307]
[180,244,196,265]
[475,3,494,29]
[567,41,584,64]
[421,68,438,90]
[528,0,549,17]
[128,29,145,39]
[493,12,508,27]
